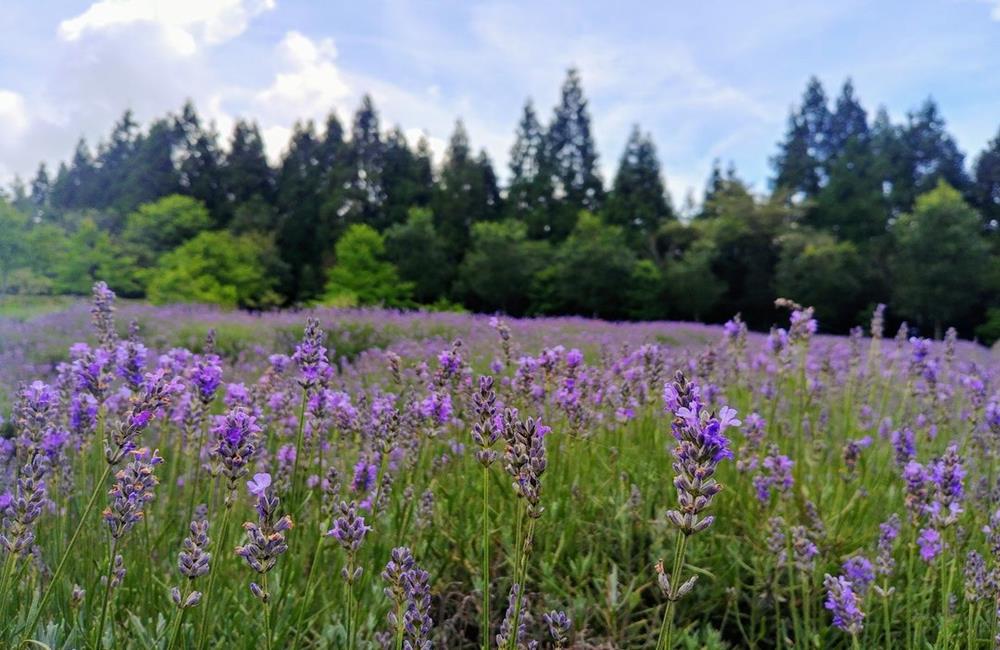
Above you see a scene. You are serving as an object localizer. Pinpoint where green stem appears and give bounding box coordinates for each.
[656,532,690,650]
[508,517,536,650]
[290,388,308,508]
[94,536,119,649]
[291,522,329,649]
[196,501,232,650]
[23,462,113,642]
[882,590,892,647]
[0,552,17,631]
[166,605,187,650]
[346,552,357,650]
[262,572,273,650]
[481,464,491,650]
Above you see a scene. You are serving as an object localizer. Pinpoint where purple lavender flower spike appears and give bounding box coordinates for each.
[824,574,864,635]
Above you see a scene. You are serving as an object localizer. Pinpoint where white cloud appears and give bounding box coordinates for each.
[58,0,275,54]
[253,31,351,125]
[0,90,29,142]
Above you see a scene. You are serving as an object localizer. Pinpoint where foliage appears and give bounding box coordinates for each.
[455,219,548,316]
[322,224,413,307]
[891,182,990,337]
[147,230,282,309]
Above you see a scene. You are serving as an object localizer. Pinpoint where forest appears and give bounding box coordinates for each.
[1,70,997,341]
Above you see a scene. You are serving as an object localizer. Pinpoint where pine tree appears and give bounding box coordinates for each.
[891,98,968,212]
[29,163,51,218]
[276,120,325,300]
[51,138,99,211]
[971,126,1000,230]
[118,117,181,215]
[827,79,869,156]
[432,121,502,260]
[604,125,672,254]
[224,119,275,205]
[772,77,831,197]
[507,100,552,236]
[94,110,141,209]
[545,68,603,238]
[176,101,227,224]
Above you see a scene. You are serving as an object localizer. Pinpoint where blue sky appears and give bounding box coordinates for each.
[1,0,998,204]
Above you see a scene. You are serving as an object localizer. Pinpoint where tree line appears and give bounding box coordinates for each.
[1,70,997,341]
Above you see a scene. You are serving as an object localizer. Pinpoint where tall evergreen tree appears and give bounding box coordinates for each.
[176,101,226,223]
[971,126,1000,230]
[276,120,325,300]
[118,117,181,216]
[432,121,502,260]
[336,95,387,229]
[604,125,672,254]
[890,99,968,212]
[224,119,274,205]
[94,110,141,209]
[51,138,99,211]
[772,77,831,197]
[545,68,603,238]
[507,100,552,236]
[827,79,869,156]
[29,163,51,218]
[380,127,425,231]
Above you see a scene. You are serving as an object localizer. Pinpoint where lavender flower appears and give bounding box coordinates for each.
[90,281,118,348]
[0,455,48,557]
[102,448,163,539]
[496,584,526,649]
[192,353,223,404]
[472,375,501,467]
[542,610,572,648]
[917,528,942,563]
[328,501,371,568]
[842,555,875,595]
[212,408,261,493]
[172,516,210,609]
[875,514,901,576]
[964,550,988,603]
[663,371,739,535]
[293,318,329,391]
[502,411,549,519]
[824,574,864,635]
[752,444,794,503]
[234,473,293,601]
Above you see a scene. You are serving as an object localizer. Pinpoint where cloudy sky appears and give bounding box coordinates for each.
[1,0,999,202]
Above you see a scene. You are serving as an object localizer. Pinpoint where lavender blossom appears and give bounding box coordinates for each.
[472,375,501,467]
[234,473,293,601]
[842,555,875,595]
[663,371,739,535]
[542,610,572,647]
[824,574,864,635]
[293,318,329,391]
[102,448,163,539]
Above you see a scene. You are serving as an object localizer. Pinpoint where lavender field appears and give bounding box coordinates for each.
[0,285,998,649]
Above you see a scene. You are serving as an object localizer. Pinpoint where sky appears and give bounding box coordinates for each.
[1,0,999,204]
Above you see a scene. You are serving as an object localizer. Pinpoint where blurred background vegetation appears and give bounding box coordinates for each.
[1,71,997,342]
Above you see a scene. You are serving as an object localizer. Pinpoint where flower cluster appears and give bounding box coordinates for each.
[663,371,739,535]
[102,448,163,539]
[471,375,501,467]
[172,515,210,609]
[235,473,293,602]
[0,455,48,557]
[293,317,329,391]
[502,411,549,519]
[824,574,864,635]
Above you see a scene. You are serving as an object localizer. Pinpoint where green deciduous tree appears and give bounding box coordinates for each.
[323,224,412,307]
[147,230,282,309]
[775,231,869,331]
[456,219,548,316]
[122,194,213,265]
[384,208,453,304]
[891,181,990,338]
